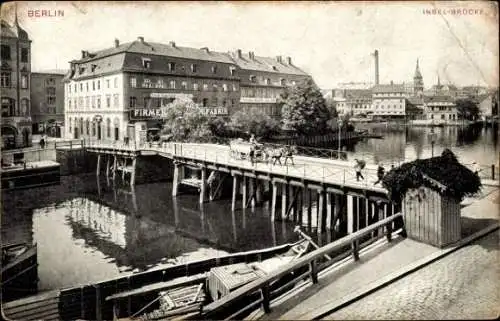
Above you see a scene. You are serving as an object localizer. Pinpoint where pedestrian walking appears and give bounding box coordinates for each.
[374,164,385,185]
[39,137,46,149]
[472,161,481,176]
[354,158,365,181]
[283,145,295,166]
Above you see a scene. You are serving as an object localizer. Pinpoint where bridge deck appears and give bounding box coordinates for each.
[86,142,388,196]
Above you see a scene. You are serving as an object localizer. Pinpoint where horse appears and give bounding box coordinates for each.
[263,146,284,165]
[283,145,297,165]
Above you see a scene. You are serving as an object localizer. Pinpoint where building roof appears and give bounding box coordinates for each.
[0,19,29,40]
[227,52,308,76]
[407,97,424,105]
[345,89,372,99]
[423,95,455,103]
[382,149,481,202]
[372,84,405,93]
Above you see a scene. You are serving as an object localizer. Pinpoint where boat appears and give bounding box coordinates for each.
[106,238,311,321]
[1,242,38,302]
[2,237,311,321]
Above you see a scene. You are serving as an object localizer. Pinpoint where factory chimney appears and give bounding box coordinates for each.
[374,50,379,85]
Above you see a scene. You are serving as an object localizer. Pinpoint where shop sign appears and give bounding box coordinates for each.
[130,108,166,120]
[199,107,228,116]
[150,93,193,99]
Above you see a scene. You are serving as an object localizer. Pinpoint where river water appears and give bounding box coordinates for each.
[1,124,498,292]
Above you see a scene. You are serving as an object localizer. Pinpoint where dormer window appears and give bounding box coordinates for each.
[79,67,85,75]
[142,58,151,69]
[91,64,97,72]
[211,65,217,74]
[272,66,278,71]
[249,75,256,83]
[280,78,286,86]
[168,62,176,72]
[191,64,197,73]
[213,84,218,92]
[265,78,271,85]
[229,67,236,76]
[222,84,228,92]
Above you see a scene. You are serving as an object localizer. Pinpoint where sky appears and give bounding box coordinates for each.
[2,1,499,88]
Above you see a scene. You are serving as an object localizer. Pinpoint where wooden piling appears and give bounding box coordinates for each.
[281,183,288,220]
[112,155,117,180]
[242,176,247,209]
[200,167,207,204]
[172,163,180,197]
[106,155,111,178]
[271,182,278,221]
[130,157,137,186]
[347,194,354,234]
[302,186,310,228]
[250,178,256,210]
[231,175,239,212]
[96,154,101,176]
[317,191,324,234]
[326,192,332,230]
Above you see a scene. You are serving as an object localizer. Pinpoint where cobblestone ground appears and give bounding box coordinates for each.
[325,231,500,320]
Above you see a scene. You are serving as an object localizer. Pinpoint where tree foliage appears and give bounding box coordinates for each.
[455,98,480,120]
[160,97,214,142]
[229,109,280,139]
[279,78,331,135]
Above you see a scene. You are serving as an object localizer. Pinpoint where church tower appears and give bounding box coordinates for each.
[413,59,424,96]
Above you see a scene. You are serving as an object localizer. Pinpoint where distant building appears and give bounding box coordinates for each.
[413,59,424,96]
[345,89,372,116]
[423,95,457,123]
[1,15,32,149]
[372,83,407,118]
[476,93,495,120]
[31,71,66,137]
[229,50,311,117]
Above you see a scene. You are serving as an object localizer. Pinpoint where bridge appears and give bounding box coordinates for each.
[85,141,395,234]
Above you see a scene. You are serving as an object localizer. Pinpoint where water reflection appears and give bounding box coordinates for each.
[352,124,498,165]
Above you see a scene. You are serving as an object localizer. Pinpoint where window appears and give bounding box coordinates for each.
[265,78,271,85]
[169,80,176,89]
[68,99,72,110]
[92,96,96,108]
[68,84,71,94]
[222,84,228,92]
[91,64,97,72]
[143,78,151,88]
[249,75,256,83]
[69,119,72,133]
[79,97,83,108]
[144,97,151,107]
[203,84,208,91]
[193,83,199,91]
[106,95,111,108]
[211,65,217,74]
[192,97,198,103]
[1,44,11,60]
[113,94,119,108]
[74,84,77,92]
[212,84,218,92]
[168,62,176,72]
[229,67,236,76]
[129,97,137,108]
[107,118,111,138]
[1,72,11,87]
[142,58,151,69]
[181,81,187,90]
[211,97,218,106]
[202,98,208,107]
[47,96,56,105]
[85,96,89,109]
[92,81,95,91]
[157,79,165,89]
[79,67,85,75]
[1,98,14,117]
[130,77,137,88]
[114,77,118,88]
[97,96,101,108]
[86,120,90,135]
[222,100,227,107]
[97,80,100,90]
[21,48,29,62]
[280,78,286,86]
[86,82,89,92]
[106,79,110,88]
[191,64,197,73]
[441,114,445,120]
[232,84,237,92]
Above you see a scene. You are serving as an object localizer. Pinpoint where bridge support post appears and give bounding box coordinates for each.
[326,192,332,230]
[112,155,117,180]
[271,182,277,221]
[302,186,310,229]
[255,180,262,204]
[242,176,247,208]
[200,167,207,204]
[105,155,111,178]
[231,175,239,211]
[130,157,137,186]
[172,162,180,197]
[347,194,354,234]
[317,190,324,234]
[249,178,255,210]
[96,154,101,176]
[378,202,385,237]
[281,183,288,220]
[121,158,126,181]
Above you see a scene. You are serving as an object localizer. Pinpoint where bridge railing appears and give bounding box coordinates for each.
[198,213,403,320]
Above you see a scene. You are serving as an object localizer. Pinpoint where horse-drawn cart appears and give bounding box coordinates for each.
[229,140,267,162]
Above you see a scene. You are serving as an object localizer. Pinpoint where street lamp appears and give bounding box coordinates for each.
[429,127,436,157]
[338,119,343,159]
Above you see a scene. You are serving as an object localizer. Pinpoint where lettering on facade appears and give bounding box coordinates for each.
[129,107,228,120]
[150,93,194,99]
[27,9,65,17]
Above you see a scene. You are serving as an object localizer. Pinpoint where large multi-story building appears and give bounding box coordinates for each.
[344,89,372,116]
[371,83,407,118]
[64,38,312,143]
[230,50,310,117]
[423,95,458,123]
[1,16,32,149]
[31,71,66,137]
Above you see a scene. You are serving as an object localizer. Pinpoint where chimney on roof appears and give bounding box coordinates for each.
[81,50,88,59]
[286,56,292,65]
[374,50,379,85]
[276,56,282,63]
[248,51,256,60]
[137,36,144,43]
[200,47,209,53]
[114,39,119,48]
[390,80,394,85]
[169,41,176,48]
[236,49,242,59]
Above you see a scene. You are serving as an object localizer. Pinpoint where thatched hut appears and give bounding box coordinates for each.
[382,149,481,248]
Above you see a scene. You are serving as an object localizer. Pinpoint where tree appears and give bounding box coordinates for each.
[455,98,480,121]
[279,78,331,135]
[229,109,280,139]
[160,97,213,142]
